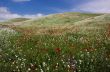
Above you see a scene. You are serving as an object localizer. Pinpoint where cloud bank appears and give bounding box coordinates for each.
[75,0,110,13]
[0,7,43,21]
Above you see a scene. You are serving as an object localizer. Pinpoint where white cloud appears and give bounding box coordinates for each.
[12,0,31,2]
[0,7,10,14]
[75,0,110,13]
[0,7,44,21]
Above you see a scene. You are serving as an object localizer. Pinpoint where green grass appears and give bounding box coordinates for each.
[20,12,101,27]
[0,12,110,72]
[0,32,110,72]
[0,18,29,25]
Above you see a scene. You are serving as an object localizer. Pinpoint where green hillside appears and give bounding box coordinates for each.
[13,13,103,35]
[20,12,101,27]
[0,18,29,25]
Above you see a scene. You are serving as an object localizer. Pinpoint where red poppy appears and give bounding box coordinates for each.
[55,48,61,53]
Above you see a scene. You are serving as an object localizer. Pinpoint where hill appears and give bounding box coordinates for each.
[11,12,104,35]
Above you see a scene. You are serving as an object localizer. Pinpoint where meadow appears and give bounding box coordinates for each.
[0,13,110,72]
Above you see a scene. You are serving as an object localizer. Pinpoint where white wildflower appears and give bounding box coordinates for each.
[47,67,49,70]
[28,68,31,71]
[67,65,70,68]
[40,69,44,72]
[42,62,46,67]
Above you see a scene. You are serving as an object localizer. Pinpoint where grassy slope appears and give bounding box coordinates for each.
[0,12,110,72]
[0,18,29,25]
[13,13,102,35]
[20,13,101,27]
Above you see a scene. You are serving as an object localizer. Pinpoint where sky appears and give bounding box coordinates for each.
[0,0,110,21]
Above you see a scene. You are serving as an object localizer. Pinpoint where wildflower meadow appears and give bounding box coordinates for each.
[0,13,110,72]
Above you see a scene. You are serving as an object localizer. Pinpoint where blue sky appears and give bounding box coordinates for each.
[0,0,110,21]
[0,0,88,14]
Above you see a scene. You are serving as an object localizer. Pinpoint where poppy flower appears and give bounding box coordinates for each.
[55,48,61,53]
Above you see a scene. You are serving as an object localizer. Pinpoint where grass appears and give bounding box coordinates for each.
[0,18,29,25]
[19,12,101,27]
[0,12,110,72]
